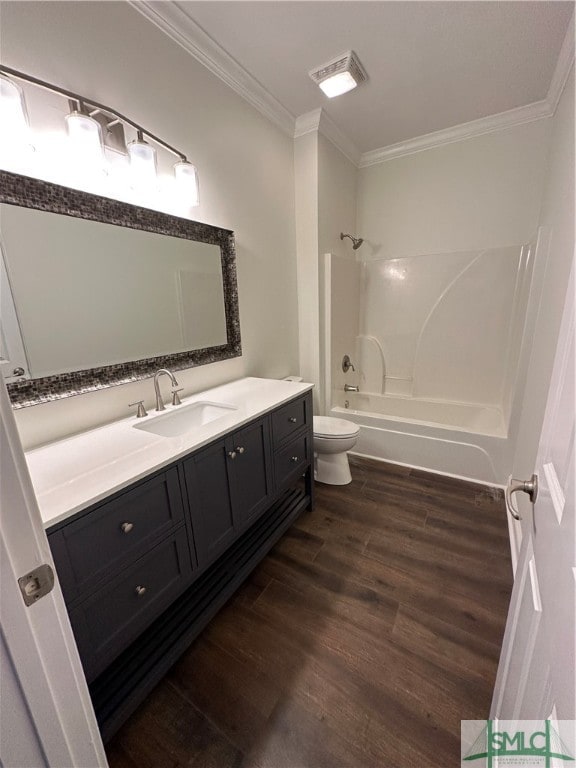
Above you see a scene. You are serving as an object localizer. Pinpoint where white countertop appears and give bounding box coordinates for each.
[25,377,313,529]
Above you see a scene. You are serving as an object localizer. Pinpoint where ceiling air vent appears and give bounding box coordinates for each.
[309,51,367,98]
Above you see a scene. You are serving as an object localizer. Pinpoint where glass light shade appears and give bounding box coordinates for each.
[65,110,104,166]
[319,71,358,98]
[174,161,199,207]
[128,138,157,188]
[0,75,31,142]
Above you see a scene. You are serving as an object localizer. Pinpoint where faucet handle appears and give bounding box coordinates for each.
[129,400,148,418]
[171,388,183,406]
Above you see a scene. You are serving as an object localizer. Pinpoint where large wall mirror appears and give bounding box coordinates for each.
[0,170,241,407]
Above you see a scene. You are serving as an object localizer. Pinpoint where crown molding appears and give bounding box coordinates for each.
[318,110,362,166]
[132,1,572,170]
[294,108,361,165]
[128,0,295,137]
[359,15,574,168]
[547,12,575,113]
[294,108,322,138]
[359,99,552,167]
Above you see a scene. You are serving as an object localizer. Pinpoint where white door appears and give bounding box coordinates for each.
[491,263,575,720]
[0,377,107,767]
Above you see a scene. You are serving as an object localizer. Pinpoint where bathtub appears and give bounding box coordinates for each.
[330,391,508,485]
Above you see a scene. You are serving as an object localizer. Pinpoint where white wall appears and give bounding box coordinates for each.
[317,134,358,411]
[2,1,299,449]
[294,129,357,413]
[294,131,320,408]
[351,120,551,412]
[511,66,575,517]
[357,120,551,257]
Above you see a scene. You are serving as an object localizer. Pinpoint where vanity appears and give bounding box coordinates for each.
[27,377,314,740]
[1,171,313,740]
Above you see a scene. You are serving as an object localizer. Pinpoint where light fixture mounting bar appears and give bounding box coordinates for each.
[0,65,188,161]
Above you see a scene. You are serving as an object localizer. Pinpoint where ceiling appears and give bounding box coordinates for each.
[141,1,574,157]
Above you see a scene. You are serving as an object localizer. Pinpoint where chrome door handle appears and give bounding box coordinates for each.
[505,473,538,521]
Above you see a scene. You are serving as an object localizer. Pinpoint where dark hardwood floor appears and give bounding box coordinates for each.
[107,457,512,768]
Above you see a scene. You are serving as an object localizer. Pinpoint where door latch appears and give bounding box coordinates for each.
[18,564,55,606]
[505,473,538,521]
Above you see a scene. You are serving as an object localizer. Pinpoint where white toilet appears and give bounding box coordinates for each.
[313,416,360,485]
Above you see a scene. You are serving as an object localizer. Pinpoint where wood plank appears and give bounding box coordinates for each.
[107,457,513,768]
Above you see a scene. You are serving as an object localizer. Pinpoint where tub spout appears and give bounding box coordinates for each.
[344,384,359,392]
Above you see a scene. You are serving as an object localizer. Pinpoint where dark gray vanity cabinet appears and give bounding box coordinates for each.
[182,417,273,569]
[47,468,195,680]
[46,390,314,741]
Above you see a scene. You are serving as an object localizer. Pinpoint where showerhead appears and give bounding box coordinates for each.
[340,232,364,250]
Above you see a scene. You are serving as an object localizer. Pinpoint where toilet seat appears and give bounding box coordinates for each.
[313,416,360,439]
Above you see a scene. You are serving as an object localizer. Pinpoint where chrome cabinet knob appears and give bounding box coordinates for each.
[235,446,245,454]
[135,585,146,597]
[12,367,25,376]
[228,451,237,460]
[288,417,297,423]
[290,456,299,463]
[121,522,134,534]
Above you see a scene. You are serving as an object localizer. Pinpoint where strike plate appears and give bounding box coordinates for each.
[18,564,55,607]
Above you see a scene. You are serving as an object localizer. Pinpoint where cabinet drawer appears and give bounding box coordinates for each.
[271,395,309,445]
[50,468,185,601]
[274,433,310,489]
[69,528,193,681]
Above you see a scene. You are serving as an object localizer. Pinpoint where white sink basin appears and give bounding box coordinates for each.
[133,401,238,438]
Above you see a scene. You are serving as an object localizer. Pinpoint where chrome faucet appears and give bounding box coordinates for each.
[344,384,359,392]
[153,368,179,411]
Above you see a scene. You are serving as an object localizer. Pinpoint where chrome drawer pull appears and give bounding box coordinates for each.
[290,456,299,463]
[235,446,245,454]
[288,417,297,423]
[121,522,134,534]
[135,585,146,597]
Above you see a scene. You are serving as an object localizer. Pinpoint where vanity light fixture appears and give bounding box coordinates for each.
[0,66,200,207]
[309,50,367,98]
[174,160,200,207]
[65,100,105,168]
[128,130,157,189]
[0,73,31,145]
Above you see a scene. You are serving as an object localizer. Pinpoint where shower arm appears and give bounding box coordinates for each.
[340,232,364,250]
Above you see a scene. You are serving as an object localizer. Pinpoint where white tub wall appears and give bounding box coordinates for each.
[499,240,538,425]
[3,2,299,450]
[357,245,525,406]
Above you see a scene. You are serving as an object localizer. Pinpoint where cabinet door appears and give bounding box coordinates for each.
[228,417,272,528]
[182,440,236,568]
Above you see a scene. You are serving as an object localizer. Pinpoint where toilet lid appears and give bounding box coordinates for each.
[313,416,360,439]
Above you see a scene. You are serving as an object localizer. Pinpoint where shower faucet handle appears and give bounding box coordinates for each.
[342,355,356,373]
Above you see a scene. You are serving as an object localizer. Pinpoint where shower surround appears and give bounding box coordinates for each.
[325,240,535,484]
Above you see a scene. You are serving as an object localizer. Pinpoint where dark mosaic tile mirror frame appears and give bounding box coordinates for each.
[1,170,241,408]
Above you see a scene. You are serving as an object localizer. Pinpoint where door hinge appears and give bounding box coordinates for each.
[18,564,55,606]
